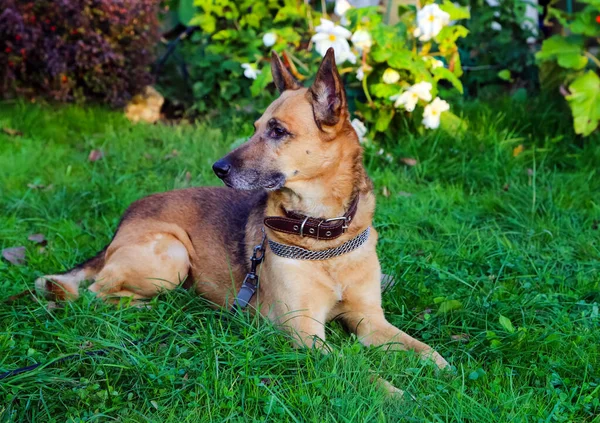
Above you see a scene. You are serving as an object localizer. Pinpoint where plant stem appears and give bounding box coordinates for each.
[585,51,600,69]
[362,72,373,106]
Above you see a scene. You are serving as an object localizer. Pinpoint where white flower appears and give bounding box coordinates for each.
[351,118,367,142]
[390,82,432,112]
[413,3,451,42]
[262,32,277,47]
[335,0,352,17]
[382,68,400,84]
[351,29,372,51]
[241,63,261,80]
[356,66,364,81]
[422,97,450,129]
[431,59,444,69]
[490,21,502,31]
[311,19,356,64]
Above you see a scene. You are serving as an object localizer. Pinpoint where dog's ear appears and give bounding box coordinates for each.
[271,51,300,93]
[308,48,347,129]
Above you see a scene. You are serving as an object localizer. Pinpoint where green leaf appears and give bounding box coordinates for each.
[375,108,394,132]
[178,0,197,26]
[370,83,398,99]
[433,67,463,94]
[438,299,463,314]
[440,111,468,135]
[499,315,515,333]
[250,67,274,97]
[387,51,415,72]
[536,36,587,70]
[189,13,217,33]
[497,69,512,82]
[440,0,470,20]
[566,71,600,136]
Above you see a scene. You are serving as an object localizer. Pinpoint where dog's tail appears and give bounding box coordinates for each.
[34,247,107,300]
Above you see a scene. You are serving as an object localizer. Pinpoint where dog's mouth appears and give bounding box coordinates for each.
[220,171,285,191]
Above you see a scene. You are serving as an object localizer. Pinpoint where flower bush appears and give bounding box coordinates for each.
[175,0,469,142]
[537,0,600,136]
[0,0,160,106]
[458,0,539,97]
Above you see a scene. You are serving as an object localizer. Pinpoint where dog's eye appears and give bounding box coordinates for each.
[269,126,288,139]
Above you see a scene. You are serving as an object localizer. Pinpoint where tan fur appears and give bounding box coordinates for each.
[36,49,449,394]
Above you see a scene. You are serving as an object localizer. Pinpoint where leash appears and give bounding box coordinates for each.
[231,229,267,312]
[1,233,268,380]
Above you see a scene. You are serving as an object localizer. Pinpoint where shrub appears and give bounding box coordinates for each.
[536,0,600,136]
[459,0,539,97]
[0,0,160,107]
[172,0,469,144]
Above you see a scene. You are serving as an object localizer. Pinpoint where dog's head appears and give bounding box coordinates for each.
[213,48,357,191]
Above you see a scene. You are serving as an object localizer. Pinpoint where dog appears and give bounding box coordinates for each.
[35,48,449,386]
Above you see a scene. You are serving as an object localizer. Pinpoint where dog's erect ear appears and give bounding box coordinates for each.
[308,48,347,129]
[271,51,300,93]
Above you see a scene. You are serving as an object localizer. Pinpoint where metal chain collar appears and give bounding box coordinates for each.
[267,227,370,261]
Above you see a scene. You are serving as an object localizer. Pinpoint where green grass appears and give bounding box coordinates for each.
[1,98,599,422]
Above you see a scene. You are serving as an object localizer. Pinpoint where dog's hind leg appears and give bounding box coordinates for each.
[35,248,106,300]
[87,232,190,303]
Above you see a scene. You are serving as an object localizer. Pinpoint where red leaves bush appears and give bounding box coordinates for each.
[0,0,160,106]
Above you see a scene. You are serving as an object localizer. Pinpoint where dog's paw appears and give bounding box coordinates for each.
[421,349,451,371]
[34,275,78,300]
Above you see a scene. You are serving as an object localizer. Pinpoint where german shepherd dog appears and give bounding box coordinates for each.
[35,49,449,390]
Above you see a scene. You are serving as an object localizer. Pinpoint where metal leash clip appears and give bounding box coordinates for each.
[231,229,267,312]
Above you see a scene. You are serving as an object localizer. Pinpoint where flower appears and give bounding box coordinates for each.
[334,0,352,17]
[390,82,432,112]
[356,66,364,81]
[351,29,372,51]
[311,19,356,64]
[241,63,261,80]
[490,21,502,31]
[422,97,450,129]
[351,118,368,142]
[413,4,451,42]
[382,68,400,84]
[431,59,444,69]
[263,32,277,47]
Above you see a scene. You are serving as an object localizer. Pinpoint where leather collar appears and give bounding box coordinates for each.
[264,195,359,240]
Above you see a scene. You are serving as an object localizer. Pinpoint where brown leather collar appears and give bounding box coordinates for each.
[264,195,359,240]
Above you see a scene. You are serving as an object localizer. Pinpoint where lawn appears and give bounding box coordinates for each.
[0,98,599,422]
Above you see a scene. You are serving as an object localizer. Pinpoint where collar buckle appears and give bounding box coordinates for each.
[325,216,349,233]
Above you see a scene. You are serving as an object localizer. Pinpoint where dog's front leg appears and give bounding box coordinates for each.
[341,303,449,369]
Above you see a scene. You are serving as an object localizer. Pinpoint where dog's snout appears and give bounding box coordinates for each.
[212,159,231,179]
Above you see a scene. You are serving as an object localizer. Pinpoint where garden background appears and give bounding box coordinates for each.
[0,0,599,421]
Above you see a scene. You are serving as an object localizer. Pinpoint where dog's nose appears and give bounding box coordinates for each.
[212,159,231,179]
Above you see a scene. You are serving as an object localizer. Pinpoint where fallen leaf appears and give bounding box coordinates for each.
[183,373,189,381]
[46,301,60,311]
[381,186,390,197]
[502,183,510,191]
[2,127,22,137]
[526,168,533,177]
[27,182,45,190]
[512,144,524,157]
[260,378,272,386]
[164,149,179,160]
[88,149,104,162]
[185,171,192,183]
[451,333,470,343]
[79,341,94,350]
[28,233,47,245]
[2,246,26,266]
[401,157,418,166]
[150,400,159,410]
